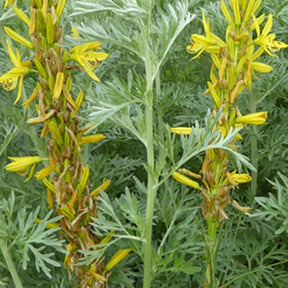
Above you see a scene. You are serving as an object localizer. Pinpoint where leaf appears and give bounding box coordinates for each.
[178,265,201,274]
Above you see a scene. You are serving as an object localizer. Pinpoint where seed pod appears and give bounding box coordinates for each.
[48,118,63,147]
[56,0,66,24]
[41,0,48,20]
[75,90,84,111]
[12,6,30,26]
[29,7,36,36]
[54,26,63,42]
[46,13,55,44]
[42,178,56,193]
[36,9,45,31]
[77,165,90,196]
[34,58,48,78]
[60,205,75,220]
[4,27,34,49]
[53,72,64,99]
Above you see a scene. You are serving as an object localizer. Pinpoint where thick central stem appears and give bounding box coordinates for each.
[205,216,218,288]
[143,103,156,288]
[143,3,156,287]
[0,241,24,288]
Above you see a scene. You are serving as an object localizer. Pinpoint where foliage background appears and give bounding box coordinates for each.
[0,0,288,287]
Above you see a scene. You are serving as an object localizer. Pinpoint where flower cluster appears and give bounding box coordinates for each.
[172,0,287,221]
[171,2,287,286]
[1,0,130,286]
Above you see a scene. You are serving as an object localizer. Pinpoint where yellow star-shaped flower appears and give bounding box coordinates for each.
[0,41,32,104]
[68,42,109,82]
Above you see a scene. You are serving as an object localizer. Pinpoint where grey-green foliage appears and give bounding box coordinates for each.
[253,173,288,235]
[69,0,262,287]
[0,191,65,279]
[1,0,288,287]
[215,211,288,288]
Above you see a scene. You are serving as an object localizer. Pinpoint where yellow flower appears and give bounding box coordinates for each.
[104,249,132,273]
[80,134,106,144]
[101,231,115,244]
[0,41,32,104]
[232,173,252,183]
[250,62,273,73]
[235,111,267,125]
[35,218,59,229]
[225,171,251,187]
[4,0,15,8]
[5,156,43,182]
[64,243,73,269]
[5,156,42,172]
[71,24,79,39]
[91,179,111,197]
[170,127,192,135]
[68,42,109,82]
[244,56,273,90]
[253,14,288,57]
[35,164,56,180]
[4,27,34,49]
[172,171,201,190]
[187,11,226,60]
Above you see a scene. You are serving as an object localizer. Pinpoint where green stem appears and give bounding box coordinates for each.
[0,241,24,288]
[143,3,156,288]
[249,90,258,204]
[205,215,218,288]
[143,105,155,288]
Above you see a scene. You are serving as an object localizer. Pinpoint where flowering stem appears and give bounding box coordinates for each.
[143,3,156,287]
[205,216,218,288]
[249,91,258,204]
[0,241,23,288]
[144,103,156,288]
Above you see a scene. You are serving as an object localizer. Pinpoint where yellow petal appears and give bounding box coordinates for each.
[236,111,267,125]
[77,165,90,195]
[80,134,106,144]
[75,90,84,111]
[12,6,31,26]
[35,218,59,229]
[70,54,100,82]
[87,270,106,282]
[4,0,16,8]
[53,72,64,99]
[4,27,34,49]
[5,156,42,172]
[207,81,221,108]
[26,109,56,123]
[42,178,56,193]
[170,127,192,135]
[13,74,25,104]
[230,0,241,25]
[35,164,56,180]
[172,172,201,190]
[262,14,273,37]
[100,231,115,244]
[56,0,66,22]
[221,0,235,29]
[83,51,109,62]
[251,62,273,73]
[22,83,40,108]
[232,173,252,183]
[6,40,19,67]
[104,249,132,272]
[91,179,111,197]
